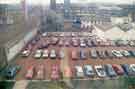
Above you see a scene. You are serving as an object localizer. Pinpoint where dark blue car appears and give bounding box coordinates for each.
[4,65,21,78]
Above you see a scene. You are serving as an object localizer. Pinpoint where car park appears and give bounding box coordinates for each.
[112,64,124,75]
[42,49,49,58]
[34,49,42,59]
[90,49,98,59]
[50,49,57,59]
[36,65,45,80]
[83,65,95,77]
[72,51,78,60]
[112,50,123,58]
[25,66,34,79]
[105,64,117,77]
[51,65,60,80]
[75,65,84,77]
[95,65,106,77]
[4,65,21,78]
[21,50,30,57]
[79,50,87,60]
[59,50,65,59]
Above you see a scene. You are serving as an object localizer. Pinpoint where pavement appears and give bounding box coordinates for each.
[13,80,29,89]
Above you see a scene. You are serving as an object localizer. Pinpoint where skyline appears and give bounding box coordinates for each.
[0,0,134,5]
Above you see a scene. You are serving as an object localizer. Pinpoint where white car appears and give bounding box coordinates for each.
[34,49,42,59]
[95,65,106,77]
[21,50,30,57]
[75,65,84,77]
[120,50,130,57]
[50,49,56,59]
[42,33,47,37]
[42,49,49,58]
[112,50,123,58]
[80,39,86,47]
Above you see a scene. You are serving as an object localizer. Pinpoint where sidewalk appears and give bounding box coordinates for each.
[13,80,29,89]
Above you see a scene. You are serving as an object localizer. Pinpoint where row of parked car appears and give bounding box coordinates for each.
[22,48,135,59]
[75,64,135,78]
[37,37,135,49]
[2,64,135,79]
[71,49,135,60]
[25,64,61,80]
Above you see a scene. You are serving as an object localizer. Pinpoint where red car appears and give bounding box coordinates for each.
[58,39,64,46]
[71,51,78,60]
[25,66,34,79]
[51,65,60,80]
[36,65,45,80]
[112,64,124,75]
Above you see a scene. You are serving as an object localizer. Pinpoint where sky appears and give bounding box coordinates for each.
[0,0,134,5]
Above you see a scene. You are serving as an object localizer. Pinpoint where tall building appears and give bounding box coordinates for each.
[64,0,71,18]
[50,0,56,10]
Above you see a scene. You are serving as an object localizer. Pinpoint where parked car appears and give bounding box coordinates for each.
[87,40,92,47]
[105,64,117,77]
[128,41,135,47]
[75,65,84,77]
[91,40,98,46]
[121,64,130,75]
[21,50,30,57]
[65,40,70,46]
[80,39,86,47]
[128,50,135,57]
[83,65,95,77]
[4,65,21,78]
[112,50,123,58]
[128,64,135,76]
[34,49,42,59]
[95,65,106,77]
[58,39,64,46]
[51,38,59,45]
[59,50,65,59]
[36,65,44,80]
[42,32,47,37]
[72,39,78,47]
[112,64,124,75]
[96,50,106,59]
[64,67,72,78]
[79,50,87,60]
[104,50,114,58]
[90,50,98,59]
[42,49,49,58]
[120,50,131,57]
[50,49,57,59]
[25,65,34,79]
[51,65,60,80]
[71,51,78,60]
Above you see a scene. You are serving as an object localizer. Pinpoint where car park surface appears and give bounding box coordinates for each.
[10,32,135,80]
